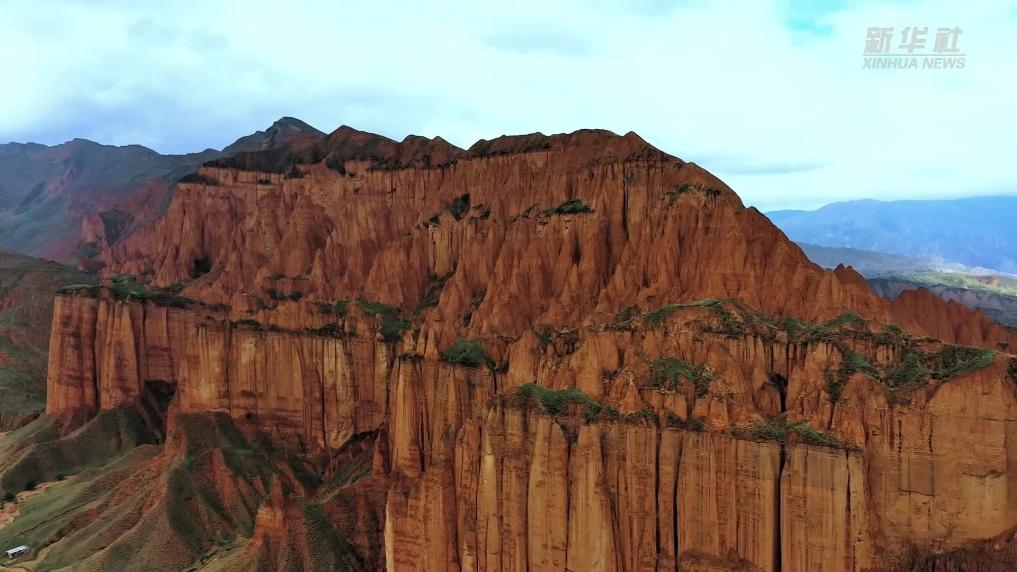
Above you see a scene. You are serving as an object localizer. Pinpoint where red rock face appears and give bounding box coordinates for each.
[42,126,1017,569]
[106,128,1017,350]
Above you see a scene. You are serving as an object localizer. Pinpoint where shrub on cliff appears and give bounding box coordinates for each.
[828,343,997,405]
[788,312,867,343]
[440,338,494,369]
[732,413,842,448]
[513,383,619,421]
[542,199,593,217]
[103,275,195,308]
[449,193,470,220]
[356,298,407,342]
[606,305,641,331]
[665,412,705,432]
[625,407,659,426]
[58,283,101,296]
[885,345,995,401]
[306,323,348,338]
[177,172,217,185]
[316,299,348,317]
[648,356,716,397]
[929,345,996,379]
[643,298,721,327]
[824,349,877,403]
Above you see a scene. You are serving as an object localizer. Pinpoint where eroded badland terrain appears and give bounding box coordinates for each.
[1,126,1015,571]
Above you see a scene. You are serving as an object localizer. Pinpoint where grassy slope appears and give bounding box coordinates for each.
[0,408,371,571]
[0,251,94,429]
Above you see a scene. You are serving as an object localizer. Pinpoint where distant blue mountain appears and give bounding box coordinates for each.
[767,196,1017,274]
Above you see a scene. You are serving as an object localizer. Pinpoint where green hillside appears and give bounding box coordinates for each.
[0,252,94,429]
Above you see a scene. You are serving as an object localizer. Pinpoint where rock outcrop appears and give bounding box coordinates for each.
[31,125,1017,570]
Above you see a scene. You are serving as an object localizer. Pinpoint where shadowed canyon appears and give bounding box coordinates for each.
[0,125,1015,571]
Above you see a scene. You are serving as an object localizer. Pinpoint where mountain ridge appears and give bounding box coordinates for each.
[768,195,1017,273]
[798,241,1017,329]
[0,117,324,262]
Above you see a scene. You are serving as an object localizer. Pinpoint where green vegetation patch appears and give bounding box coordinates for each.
[885,345,995,389]
[605,305,641,331]
[305,323,351,338]
[643,298,720,327]
[824,349,876,403]
[664,182,724,205]
[731,413,842,448]
[785,312,868,344]
[542,199,594,217]
[356,298,408,342]
[648,356,716,397]
[61,274,197,308]
[449,193,471,220]
[517,203,539,219]
[316,299,349,317]
[665,412,706,432]
[426,194,473,226]
[625,408,659,426]
[440,338,494,369]
[513,383,619,421]
[824,343,995,404]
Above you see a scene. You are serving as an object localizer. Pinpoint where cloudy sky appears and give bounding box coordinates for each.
[2,0,1014,210]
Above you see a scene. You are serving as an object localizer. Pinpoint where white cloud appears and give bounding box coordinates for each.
[0,0,1013,210]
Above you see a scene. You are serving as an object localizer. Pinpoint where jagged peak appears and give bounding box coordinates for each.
[271,116,324,135]
[833,263,869,290]
[209,123,685,176]
[465,128,672,163]
[221,117,325,156]
[317,126,463,170]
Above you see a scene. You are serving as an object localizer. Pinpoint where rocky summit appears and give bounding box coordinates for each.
[2,124,1016,570]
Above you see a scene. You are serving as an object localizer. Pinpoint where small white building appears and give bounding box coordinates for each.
[5,545,28,559]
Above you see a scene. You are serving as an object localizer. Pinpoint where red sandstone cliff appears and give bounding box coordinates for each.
[24,126,1017,570]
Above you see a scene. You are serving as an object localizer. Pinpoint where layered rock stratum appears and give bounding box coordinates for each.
[2,125,1017,570]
